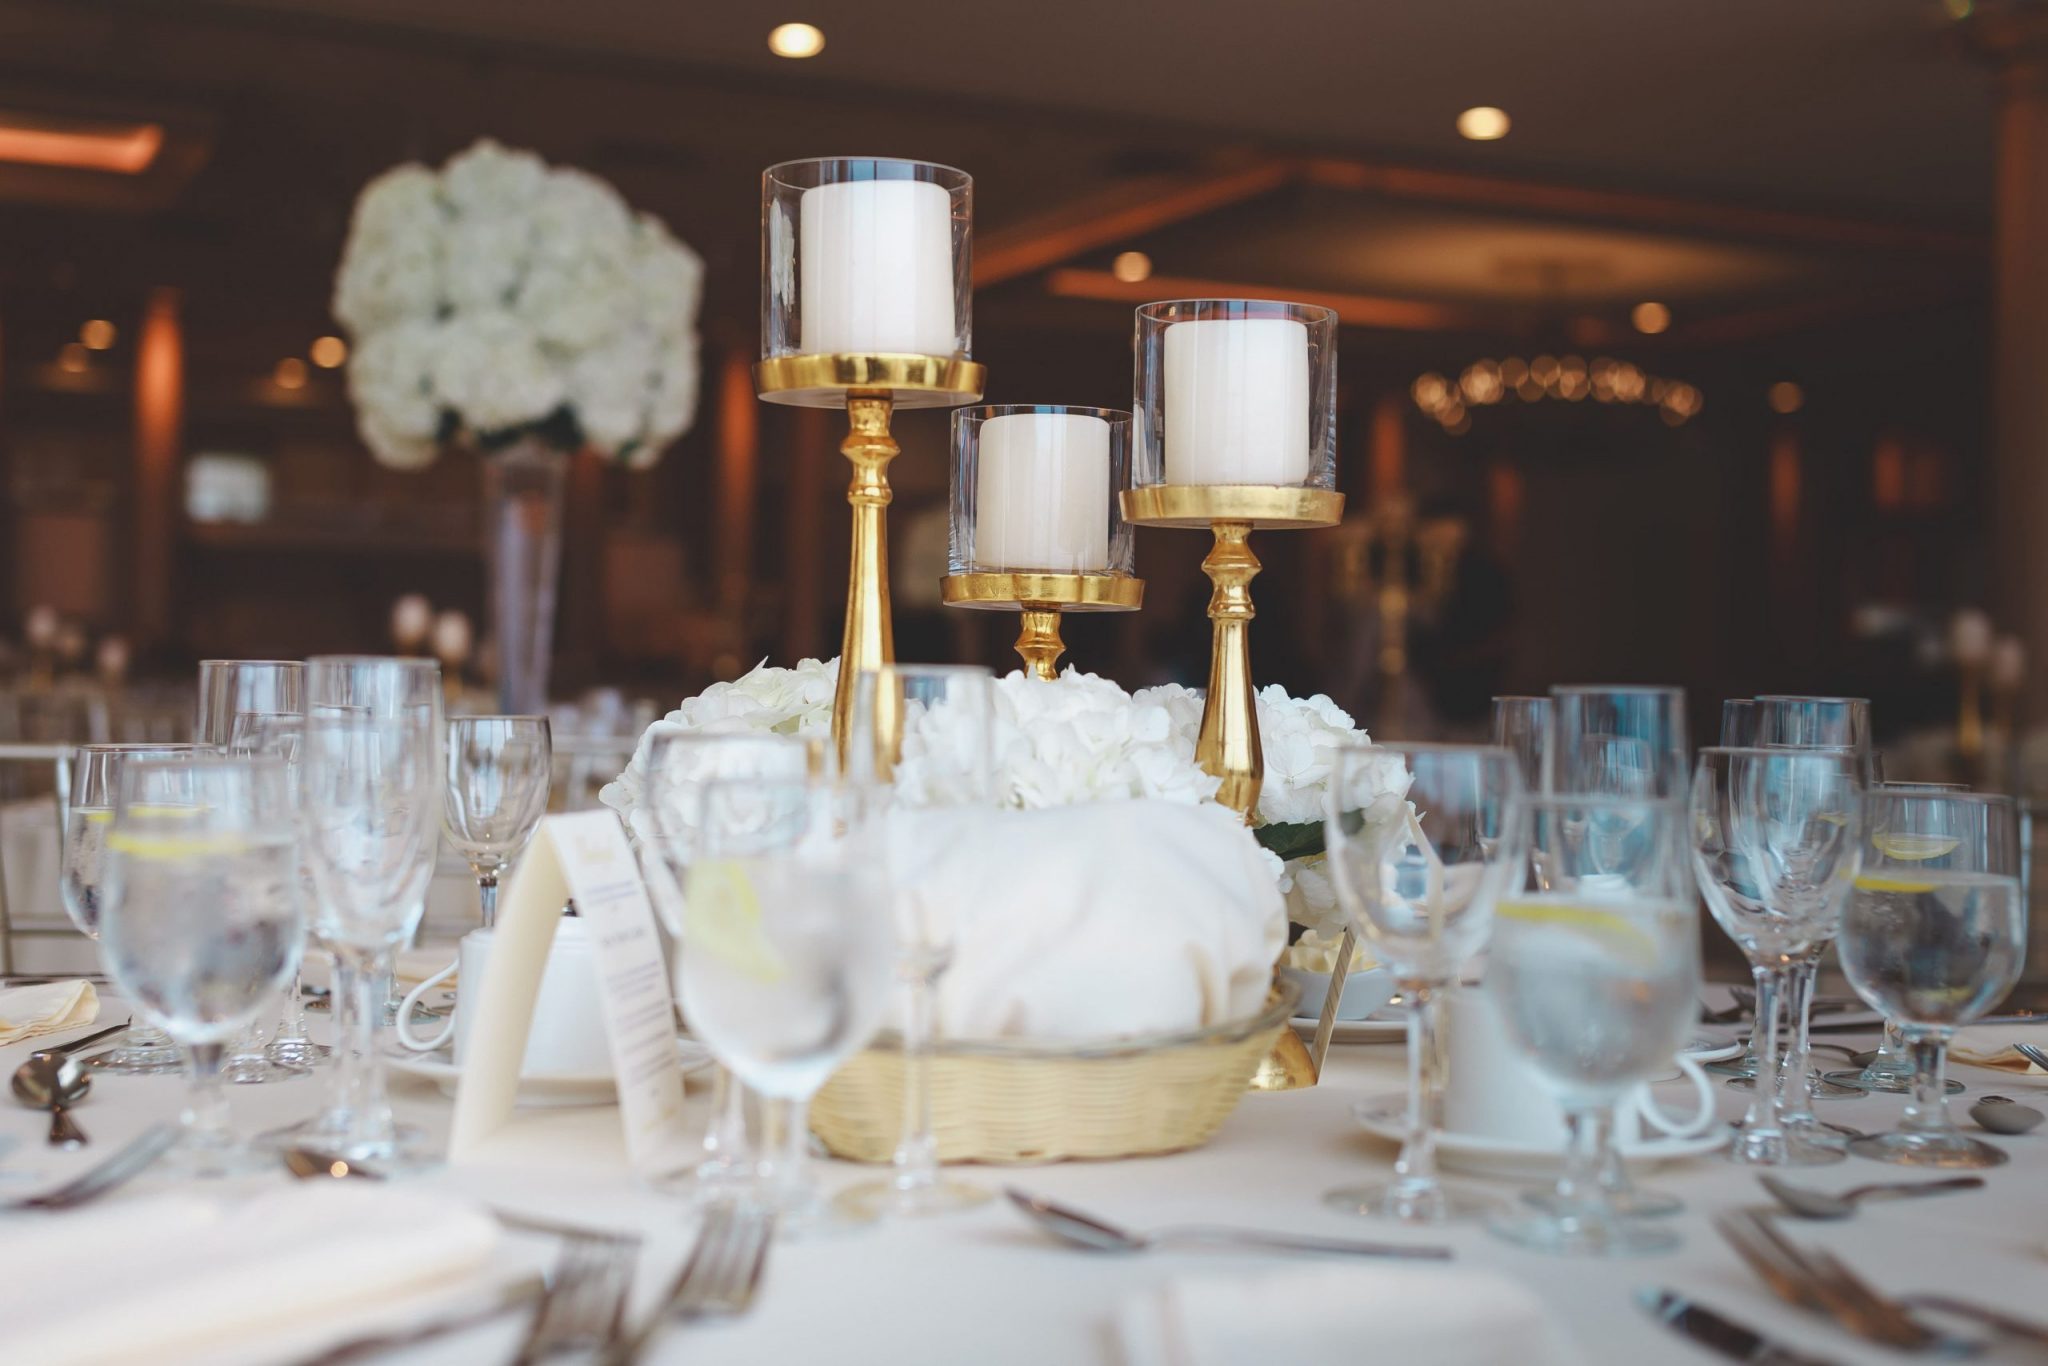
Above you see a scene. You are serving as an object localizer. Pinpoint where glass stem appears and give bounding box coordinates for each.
[333,947,395,1144]
[1393,980,1445,1199]
[1901,1030,1955,1135]
[757,1096,811,1210]
[478,873,499,929]
[1779,956,1819,1122]
[1556,1103,1616,1231]
[703,1067,749,1165]
[891,965,940,1194]
[1743,964,1786,1139]
[182,1041,233,1150]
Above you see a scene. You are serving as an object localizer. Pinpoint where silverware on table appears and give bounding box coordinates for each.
[1715,1210,1979,1354]
[2,1123,178,1211]
[1635,1285,1844,1366]
[1969,1095,2044,1135]
[2009,1041,2048,1072]
[1758,1174,1985,1221]
[289,1277,546,1365]
[597,1199,774,1365]
[1004,1188,1453,1260]
[28,1018,130,1061]
[11,1054,91,1147]
[509,1229,639,1364]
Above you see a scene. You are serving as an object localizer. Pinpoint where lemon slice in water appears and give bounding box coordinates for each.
[1854,874,1937,895]
[1496,899,1661,968]
[1874,833,1959,861]
[684,859,788,983]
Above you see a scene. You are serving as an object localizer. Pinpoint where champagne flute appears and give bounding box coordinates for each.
[100,754,306,1175]
[61,743,204,1074]
[1323,743,1521,1224]
[443,716,552,927]
[1840,790,2025,1167]
[1486,794,1699,1256]
[838,664,998,1220]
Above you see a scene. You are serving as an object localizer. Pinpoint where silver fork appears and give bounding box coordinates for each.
[1,1124,178,1212]
[1718,1212,1978,1356]
[2010,1041,2048,1071]
[509,1230,639,1364]
[1809,1248,2048,1351]
[598,1201,774,1365]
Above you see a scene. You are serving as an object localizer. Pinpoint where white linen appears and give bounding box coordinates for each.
[0,978,97,1045]
[1952,1025,2042,1073]
[1116,1264,1583,1366]
[888,800,1285,1040]
[0,1182,500,1366]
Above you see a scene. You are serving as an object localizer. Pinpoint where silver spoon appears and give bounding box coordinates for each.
[1003,1188,1452,1259]
[11,1054,90,1148]
[1970,1095,2045,1135]
[1758,1173,1984,1220]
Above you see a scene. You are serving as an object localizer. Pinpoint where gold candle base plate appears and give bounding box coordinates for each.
[941,572,1143,680]
[754,352,987,411]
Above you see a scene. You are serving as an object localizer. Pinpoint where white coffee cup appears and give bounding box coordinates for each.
[396,915,613,1077]
[1443,986,1716,1147]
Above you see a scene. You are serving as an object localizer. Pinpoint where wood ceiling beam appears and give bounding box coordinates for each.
[1042,268,1494,332]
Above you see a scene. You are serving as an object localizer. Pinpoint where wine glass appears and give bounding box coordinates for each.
[640,731,817,1195]
[61,743,204,1074]
[227,711,332,1070]
[1840,790,2025,1168]
[1490,696,1551,794]
[443,716,552,927]
[1690,746,1861,1165]
[100,754,306,1175]
[297,656,442,1163]
[677,773,896,1236]
[838,664,998,1221]
[1322,743,1521,1224]
[1486,793,1699,1256]
[1720,699,1758,747]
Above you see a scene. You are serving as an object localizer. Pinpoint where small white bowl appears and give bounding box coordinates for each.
[1280,964,1399,1022]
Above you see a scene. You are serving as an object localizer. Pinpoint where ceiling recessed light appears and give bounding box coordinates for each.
[768,23,825,59]
[310,335,348,368]
[1631,301,1671,335]
[79,319,116,350]
[1768,381,1805,414]
[1456,106,1510,141]
[1111,250,1152,283]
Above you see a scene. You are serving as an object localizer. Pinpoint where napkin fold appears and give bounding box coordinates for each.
[1952,1026,2041,1073]
[0,978,97,1046]
[0,1182,500,1366]
[1117,1264,1582,1366]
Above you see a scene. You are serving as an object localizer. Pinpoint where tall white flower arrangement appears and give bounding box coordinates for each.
[334,139,704,471]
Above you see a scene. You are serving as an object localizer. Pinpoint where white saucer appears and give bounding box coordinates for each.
[384,1037,716,1108]
[1680,1030,1743,1064]
[1291,1015,1407,1044]
[1351,1095,1727,1180]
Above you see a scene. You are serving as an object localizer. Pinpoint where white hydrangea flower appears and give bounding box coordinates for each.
[564,329,655,453]
[440,139,547,214]
[428,310,564,436]
[345,316,442,440]
[1254,684,1365,825]
[442,214,533,312]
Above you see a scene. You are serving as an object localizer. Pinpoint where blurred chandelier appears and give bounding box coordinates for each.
[1412,355,1703,435]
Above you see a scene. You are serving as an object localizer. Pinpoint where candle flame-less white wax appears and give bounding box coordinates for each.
[799,178,956,355]
[1162,317,1311,485]
[974,413,1111,572]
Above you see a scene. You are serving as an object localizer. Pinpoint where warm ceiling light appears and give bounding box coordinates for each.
[1631,301,1671,335]
[767,23,825,58]
[310,335,349,368]
[1111,251,1152,283]
[1768,381,1805,414]
[1456,106,1510,141]
[56,341,89,373]
[79,319,116,350]
[273,357,308,390]
[0,110,163,174]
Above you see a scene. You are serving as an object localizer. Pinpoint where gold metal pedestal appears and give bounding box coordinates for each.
[940,571,1144,679]
[756,353,986,762]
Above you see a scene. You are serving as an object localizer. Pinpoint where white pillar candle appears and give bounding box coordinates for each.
[974,413,1111,573]
[1162,318,1311,485]
[798,179,956,355]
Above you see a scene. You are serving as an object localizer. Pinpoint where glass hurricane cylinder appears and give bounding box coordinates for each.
[482,439,569,716]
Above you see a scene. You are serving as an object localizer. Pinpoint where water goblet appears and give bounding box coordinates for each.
[229,710,332,1070]
[443,715,552,927]
[100,755,306,1175]
[1720,699,1758,747]
[1490,696,1551,795]
[1486,794,1700,1256]
[837,663,998,1221]
[1690,746,1861,1165]
[1322,743,1523,1224]
[1840,790,2025,1168]
[677,774,897,1237]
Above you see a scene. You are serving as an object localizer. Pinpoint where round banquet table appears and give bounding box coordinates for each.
[3,986,2046,1365]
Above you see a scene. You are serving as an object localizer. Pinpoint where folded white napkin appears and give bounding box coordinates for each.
[0,979,97,1046]
[0,1182,500,1366]
[1952,1026,2041,1073]
[886,800,1285,1040]
[1117,1264,1582,1366]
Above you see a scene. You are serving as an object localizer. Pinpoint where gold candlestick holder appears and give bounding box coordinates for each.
[1121,484,1344,820]
[756,352,985,759]
[940,572,1143,678]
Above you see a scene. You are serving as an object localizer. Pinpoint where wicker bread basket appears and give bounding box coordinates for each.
[810,978,1302,1164]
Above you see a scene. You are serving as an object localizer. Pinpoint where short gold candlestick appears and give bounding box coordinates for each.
[1122,484,1344,821]
[756,352,986,760]
[941,571,1144,679]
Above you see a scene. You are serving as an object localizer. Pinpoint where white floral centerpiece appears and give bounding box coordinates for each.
[334,138,704,471]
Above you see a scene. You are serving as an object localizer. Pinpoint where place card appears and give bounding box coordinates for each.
[448,810,691,1174]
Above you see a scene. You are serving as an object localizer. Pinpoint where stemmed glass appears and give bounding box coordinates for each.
[1487,794,1699,1256]
[443,716,552,927]
[60,743,204,1074]
[1690,746,1861,1165]
[838,664,998,1220]
[1707,698,1763,1083]
[676,774,896,1236]
[297,656,442,1163]
[1840,790,2026,1168]
[229,711,331,1069]
[640,730,817,1196]
[1323,743,1521,1224]
[1490,696,1551,793]
[100,755,306,1175]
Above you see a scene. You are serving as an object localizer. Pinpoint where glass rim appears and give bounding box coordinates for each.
[1549,683,1685,697]
[857,663,996,680]
[1697,744,1861,757]
[763,155,970,184]
[449,714,550,725]
[1334,739,1514,759]
[1491,695,1551,705]
[1753,693,1871,705]
[197,658,304,668]
[956,403,1131,423]
[649,730,808,747]
[1861,788,2015,810]
[1135,298,1337,325]
[1518,792,1686,815]
[75,742,205,754]
[305,654,438,667]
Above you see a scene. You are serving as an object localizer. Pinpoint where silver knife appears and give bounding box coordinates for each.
[1637,1287,1844,1366]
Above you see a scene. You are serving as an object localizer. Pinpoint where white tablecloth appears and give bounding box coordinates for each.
[2,991,2045,1364]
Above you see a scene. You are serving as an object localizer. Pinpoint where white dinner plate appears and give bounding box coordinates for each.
[384,1036,716,1108]
[1351,1094,1727,1180]
[1291,1015,1407,1044]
